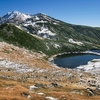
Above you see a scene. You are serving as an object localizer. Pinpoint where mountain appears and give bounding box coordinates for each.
[1,11,100,99]
[0,11,100,56]
[0,11,31,23]
[0,11,59,39]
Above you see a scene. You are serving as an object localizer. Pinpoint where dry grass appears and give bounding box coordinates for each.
[45,92,100,100]
[30,93,46,100]
[0,85,29,100]
[0,42,100,100]
[0,78,100,100]
[0,79,17,88]
[0,42,52,70]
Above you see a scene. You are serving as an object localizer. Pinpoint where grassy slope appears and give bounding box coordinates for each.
[0,23,100,56]
[0,24,60,56]
[0,78,100,100]
[47,21,100,44]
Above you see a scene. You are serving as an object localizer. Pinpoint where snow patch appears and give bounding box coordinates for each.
[36,20,47,23]
[37,92,44,95]
[15,25,23,30]
[45,96,58,100]
[37,27,55,38]
[0,59,33,73]
[34,16,40,20]
[53,22,58,25]
[83,51,100,56]
[27,95,31,98]
[54,44,60,48]
[68,39,83,45]
[23,21,36,27]
[77,59,100,72]
[29,85,38,91]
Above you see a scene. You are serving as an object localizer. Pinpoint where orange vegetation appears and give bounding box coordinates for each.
[0,42,100,100]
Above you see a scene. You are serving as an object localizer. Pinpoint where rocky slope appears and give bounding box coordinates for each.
[0,42,100,100]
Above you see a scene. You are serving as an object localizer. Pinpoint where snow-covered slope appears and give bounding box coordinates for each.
[0,10,100,51]
[77,59,100,73]
[0,11,59,39]
[0,11,31,23]
[37,27,55,38]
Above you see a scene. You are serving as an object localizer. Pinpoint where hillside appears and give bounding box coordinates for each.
[0,11,100,56]
[0,41,100,100]
[0,11,100,100]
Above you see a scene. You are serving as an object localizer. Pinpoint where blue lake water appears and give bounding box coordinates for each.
[54,53,100,68]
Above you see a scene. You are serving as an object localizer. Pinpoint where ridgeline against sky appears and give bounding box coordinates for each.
[0,0,100,27]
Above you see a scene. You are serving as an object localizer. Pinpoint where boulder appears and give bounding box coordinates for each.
[49,82,58,87]
[35,83,45,88]
[29,85,38,91]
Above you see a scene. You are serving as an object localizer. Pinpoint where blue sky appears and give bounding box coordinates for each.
[0,0,100,27]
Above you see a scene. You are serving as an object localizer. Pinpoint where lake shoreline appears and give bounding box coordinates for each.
[49,50,100,70]
[48,50,100,62]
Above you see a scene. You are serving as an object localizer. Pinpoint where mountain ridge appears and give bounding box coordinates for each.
[0,11,100,56]
[1,11,100,99]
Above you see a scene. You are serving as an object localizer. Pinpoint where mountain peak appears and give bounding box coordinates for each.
[0,11,31,23]
[33,13,47,18]
[12,10,21,14]
[6,11,20,15]
[6,11,22,16]
[36,13,47,15]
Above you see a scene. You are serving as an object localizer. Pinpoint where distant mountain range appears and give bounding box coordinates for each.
[0,11,100,56]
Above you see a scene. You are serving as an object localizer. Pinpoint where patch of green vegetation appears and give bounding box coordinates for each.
[0,24,61,56]
[0,22,100,56]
